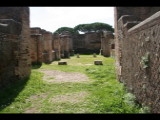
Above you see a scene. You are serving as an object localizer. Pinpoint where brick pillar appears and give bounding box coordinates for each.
[0,7,31,88]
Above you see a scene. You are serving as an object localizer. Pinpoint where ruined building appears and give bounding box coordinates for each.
[30,27,57,64]
[73,31,114,56]
[59,31,73,58]
[30,29,74,64]
[73,32,101,54]
[72,33,85,54]
[0,7,31,88]
[101,31,114,57]
[30,29,114,62]
[114,7,160,113]
[30,27,43,65]
[41,30,54,64]
[52,32,61,60]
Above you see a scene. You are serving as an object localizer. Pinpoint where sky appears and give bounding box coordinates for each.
[30,7,114,33]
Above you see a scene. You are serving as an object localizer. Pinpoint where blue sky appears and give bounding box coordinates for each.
[30,7,114,33]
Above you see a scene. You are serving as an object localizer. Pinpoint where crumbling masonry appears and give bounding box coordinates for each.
[0,7,31,88]
[72,32,102,54]
[101,31,114,57]
[30,27,43,65]
[115,7,160,113]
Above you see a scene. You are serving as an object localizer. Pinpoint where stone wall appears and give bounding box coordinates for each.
[73,32,102,54]
[115,7,160,113]
[85,32,101,54]
[30,27,41,34]
[73,31,114,55]
[72,34,85,53]
[59,31,72,58]
[53,33,61,60]
[0,7,31,88]
[30,28,56,64]
[42,30,54,63]
[101,31,114,57]
[30,27,43,65]
[110,39,115,57]
[115,7,160,22]
[30,30,73,62]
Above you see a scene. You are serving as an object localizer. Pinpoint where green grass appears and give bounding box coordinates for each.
[0,54,149,113]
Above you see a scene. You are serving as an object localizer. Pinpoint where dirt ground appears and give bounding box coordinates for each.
[39,70,90,83]
[24,70,90,113]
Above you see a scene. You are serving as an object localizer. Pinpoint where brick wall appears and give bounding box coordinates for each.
[30,27,43,65]
[42,30,53,63]
[0,7,31,88]
[53,33,61,60]
[60,31,72,58]
[115,7,160,113]
[101,31,114,57]
[73,32,102,54]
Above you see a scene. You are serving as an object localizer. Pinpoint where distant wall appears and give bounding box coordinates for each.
[73,32,101,54]
[101,31,114,57]
[59,31,72,58]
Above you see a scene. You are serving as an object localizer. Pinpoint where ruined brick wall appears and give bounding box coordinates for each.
[110,38,115,57]
[115,7,160,22]
[84,32,101,54]
[42,30,53,63]
[69,34,74,56]
[60,31,72,58]
[40,29,46,53]
[115,7,160,113]
[101,31,114,57]
[73,32,101,54]
[0,7,31,88]
[53,33,61,60]
[114,7,160,64]
[30,27,41,34]
[72,34,85,53]
[30,27,43,65]
[19,7,31,79]
[30,28,61,64]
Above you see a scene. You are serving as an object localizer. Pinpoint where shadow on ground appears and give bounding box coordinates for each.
[0,76,30,111]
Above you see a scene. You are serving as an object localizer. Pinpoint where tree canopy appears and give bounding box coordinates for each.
[53,27,78,34]
[53,22,114,34]
[74,22,114,33]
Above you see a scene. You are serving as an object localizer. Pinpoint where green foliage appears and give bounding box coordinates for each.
[140,52,150,69]
[139,106,150,113]
[91,22,114,32]
[0,70,44,113]
[74,22,114,33]
[53,22,114,34]
[85,62,141,113]
[53,27,78,34]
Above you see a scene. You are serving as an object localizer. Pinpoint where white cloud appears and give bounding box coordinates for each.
[30,7,114,33]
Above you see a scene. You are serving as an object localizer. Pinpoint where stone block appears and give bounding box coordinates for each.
[93,53,97,57]
[58,61,67,65]
[94,60,103,65]
[77,54,80,58]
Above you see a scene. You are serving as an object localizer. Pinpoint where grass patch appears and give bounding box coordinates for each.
[0,70,44,113]
[0,55,149,113]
